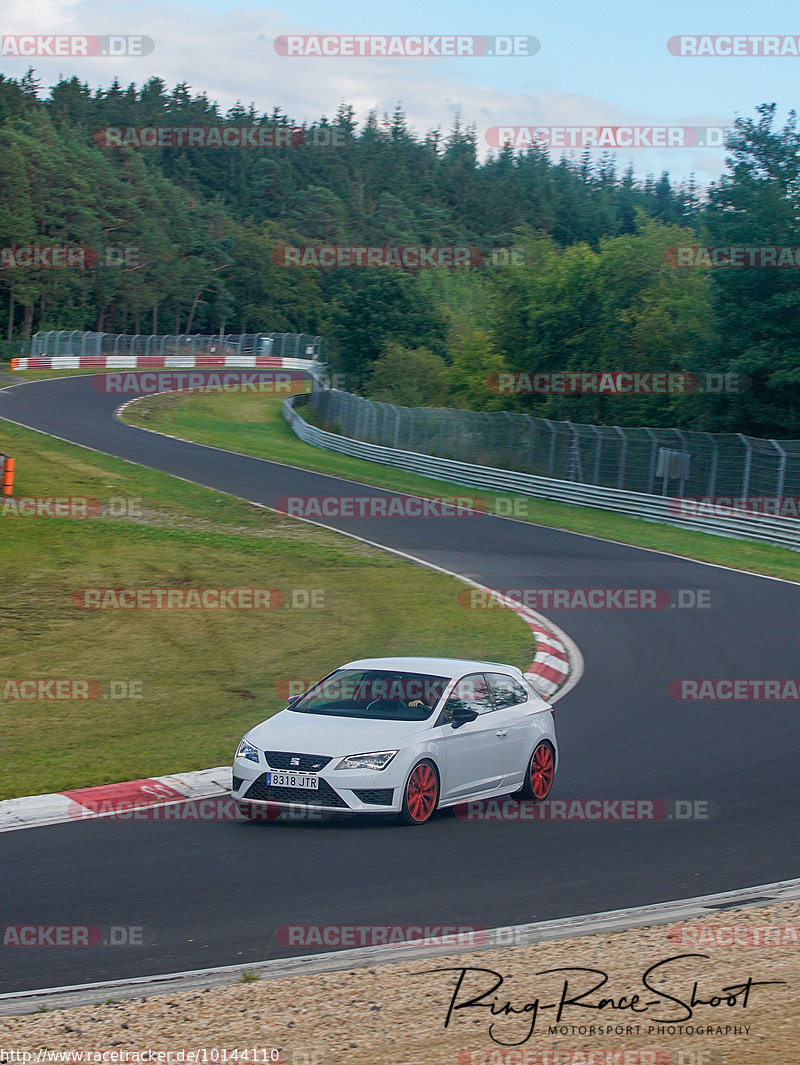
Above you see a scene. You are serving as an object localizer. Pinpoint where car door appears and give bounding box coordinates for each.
[486,672,539,787]
[439,673,508,800]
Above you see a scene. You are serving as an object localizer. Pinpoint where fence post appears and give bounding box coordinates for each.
[705,433,719,498]
[674,429,690,496]
[591,425,602,484]
[613,426,627,490]
[737,433,752,497]
[484,412,495,465]
[644,428,658,495]
[543,419,557,477]
[422,408,432,453]
[565,422,583,482]
[504,412,516,467]
[771,439,787,500]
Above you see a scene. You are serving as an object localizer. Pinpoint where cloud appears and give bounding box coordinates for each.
[0,0,727,184]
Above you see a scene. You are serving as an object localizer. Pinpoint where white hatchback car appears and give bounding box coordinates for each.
[232,656,558,825]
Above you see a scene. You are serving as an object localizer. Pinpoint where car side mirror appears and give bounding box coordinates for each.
[451,706,479,729]
[286,695,300,706]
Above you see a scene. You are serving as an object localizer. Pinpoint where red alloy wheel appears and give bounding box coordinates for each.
[529,742,555,800]
[400,761,439,825]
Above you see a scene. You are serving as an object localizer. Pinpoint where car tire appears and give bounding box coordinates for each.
[511,740,555,801]
[397,759,439,825]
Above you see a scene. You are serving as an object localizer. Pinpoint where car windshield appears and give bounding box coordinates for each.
[290,669,449,720]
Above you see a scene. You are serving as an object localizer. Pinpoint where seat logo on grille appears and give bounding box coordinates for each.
[291,757,300,766]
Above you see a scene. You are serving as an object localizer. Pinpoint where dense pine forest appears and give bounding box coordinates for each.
[1,71,798,435]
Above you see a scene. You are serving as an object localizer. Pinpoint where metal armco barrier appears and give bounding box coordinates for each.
[1,455,15,496]
[308,389,800,501]
[283,396,800,550]
[10,328,329,386]
[27,330,323,360]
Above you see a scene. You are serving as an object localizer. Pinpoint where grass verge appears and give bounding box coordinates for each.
[121,388,800,583]
[0,415,533,800]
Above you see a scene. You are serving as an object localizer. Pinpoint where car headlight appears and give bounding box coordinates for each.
[236,737,260,764]
[334,750,398,771]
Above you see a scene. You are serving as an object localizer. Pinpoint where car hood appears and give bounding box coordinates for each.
[246,709,432,757]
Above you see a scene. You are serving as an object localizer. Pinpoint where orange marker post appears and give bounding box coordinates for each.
[1,457,15,495]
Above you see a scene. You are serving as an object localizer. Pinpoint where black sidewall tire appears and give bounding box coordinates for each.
[512,740,555,802]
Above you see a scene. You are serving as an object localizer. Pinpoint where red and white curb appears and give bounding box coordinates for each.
[0,767,231,834]
[11,356,317,371]
[518,611,571,697]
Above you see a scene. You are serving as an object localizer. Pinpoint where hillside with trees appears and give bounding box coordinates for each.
[1,73,797,435]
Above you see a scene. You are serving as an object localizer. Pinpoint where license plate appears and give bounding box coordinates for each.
[266,771,319,790]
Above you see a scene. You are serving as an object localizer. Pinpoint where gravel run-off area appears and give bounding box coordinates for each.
[2,900,799,1065]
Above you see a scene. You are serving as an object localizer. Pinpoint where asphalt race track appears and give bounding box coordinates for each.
[2,373,799,994]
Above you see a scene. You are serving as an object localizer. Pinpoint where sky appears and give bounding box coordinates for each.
[2,0,799,186]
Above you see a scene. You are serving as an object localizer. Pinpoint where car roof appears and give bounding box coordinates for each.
[338,656,525,679]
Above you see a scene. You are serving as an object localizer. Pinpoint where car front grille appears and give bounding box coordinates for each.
[244,773,349,808]
[231,774,244,792]
[353,788,395,806]
[264,751,333,772]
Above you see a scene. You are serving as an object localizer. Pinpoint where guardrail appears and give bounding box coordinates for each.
[309,388,800,500]
[283,395,800,550]
[29,330,323,359]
